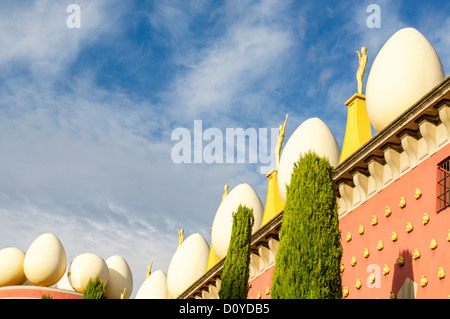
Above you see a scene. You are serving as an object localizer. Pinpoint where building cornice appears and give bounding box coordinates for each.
[178,75,450,299]
[333,76,450,217]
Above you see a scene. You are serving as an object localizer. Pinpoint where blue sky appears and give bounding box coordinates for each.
[0,0,449,297]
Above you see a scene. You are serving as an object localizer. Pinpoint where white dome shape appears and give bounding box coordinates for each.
[0,247,27,286]
[211,183,264,260]
[366,27,445,132]
[277,117,340,203]
[166,233,209,299]
[104,255,133,299]
[55,271,75,291]
[23,233,66,287]
[68,253,109,293]
[135,270,168,299]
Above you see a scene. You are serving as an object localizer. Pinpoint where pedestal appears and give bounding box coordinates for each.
[339,93,372,163]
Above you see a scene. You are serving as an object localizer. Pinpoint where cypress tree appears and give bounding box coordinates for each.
[271,151,342,299]
[219,204,254,299]
[82,276,106,299]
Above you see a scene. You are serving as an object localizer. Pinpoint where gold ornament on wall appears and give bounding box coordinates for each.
[390,291,396,299]
[358,225,365,235]
[382,264,390,275]
[413,249,421,260]
[391,231,398,242]
[350,256,357,266]
[355,279,362,289]
[414,188,422,199]
[371,215,378,226]
[377,240,384,251]
[399,197,406,208]
[438,267,445,280]
[369,272,376,284]
[397,256,405,267]
[363,248,370,258]
[420,275,428,287]
[343,287,349,298]
[385,206,392,217]
[346,232,352,242]
[422,213,430,225]
[340,263,345,273]
[446,229,450,241]
[430,239,437,250]
[406,222,414,233]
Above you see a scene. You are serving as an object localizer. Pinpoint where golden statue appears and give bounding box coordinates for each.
[355,47,367,94]
[221,185,229,203]
[274,114,288,169]
[146,258,154,279]
[177,229,184,248]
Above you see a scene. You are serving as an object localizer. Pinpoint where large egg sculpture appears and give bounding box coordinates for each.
[211,183,264,260]
[366,27,445,132]
[23,233,66,286]
[166,233,209,299]
[67,253,109,293]
[0,247,27,286]
[135,270,168,299]
[104,255,133,299]
[277,117,340,203]
[55,271,75,291]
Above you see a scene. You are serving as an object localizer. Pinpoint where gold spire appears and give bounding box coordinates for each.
[177,229,184,249]
[274,114,288,169]
[260,115,288,227]
[145,258,154,279]
[339,47,372,163]
[356,47,368,95]
[221,185,229,203]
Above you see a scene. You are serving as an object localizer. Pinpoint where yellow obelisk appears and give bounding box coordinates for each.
[339,47,372,163]
[260,168,285,227]
[260,115,287,227]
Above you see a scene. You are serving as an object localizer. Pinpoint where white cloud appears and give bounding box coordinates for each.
[163,0,298,125]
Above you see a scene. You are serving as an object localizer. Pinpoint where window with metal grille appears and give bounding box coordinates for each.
[437,158,450,212]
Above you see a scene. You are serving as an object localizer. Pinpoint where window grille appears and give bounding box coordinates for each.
[437,158,450,212]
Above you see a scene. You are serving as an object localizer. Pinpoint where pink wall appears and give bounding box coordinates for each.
[339,143,450,298]
[247,266,275,299]
[0,286,82,299]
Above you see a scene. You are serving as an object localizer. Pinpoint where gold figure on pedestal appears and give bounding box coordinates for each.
[146,258,154,279]
[274,114,288,169]
[177,229,184,248]
[221,185,229,203]
[355,47,368,94]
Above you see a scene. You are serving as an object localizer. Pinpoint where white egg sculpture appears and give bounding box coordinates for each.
[104,255,133,299]
[135,270,168,299]
[0,247,27,286]
[68,253,109,293]
[23,233,66,286]
[277,117,340,203]
[166,233,209,299]
[211,183,264,260]
[366,27,445,132]
[55,271,75,291]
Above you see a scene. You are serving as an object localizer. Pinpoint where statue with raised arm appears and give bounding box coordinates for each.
[177,229,184,248]
[146,258,154,279]
[221,184,229,203]
[274,114,288,169]
[355,47,368,94]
